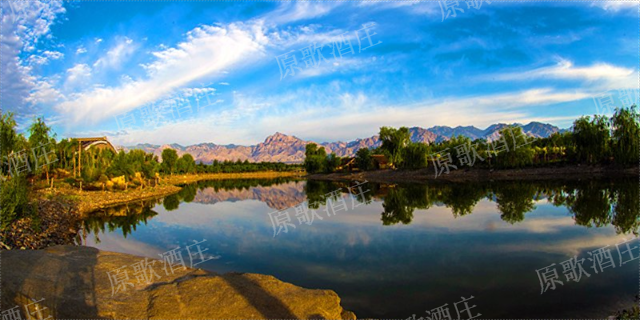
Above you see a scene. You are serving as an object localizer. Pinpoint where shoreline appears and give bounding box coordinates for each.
[1,171,302,250]
[306,164,640,184]
[41,171,303,215]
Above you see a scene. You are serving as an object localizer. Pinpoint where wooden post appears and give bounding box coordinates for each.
[78,141,82,178]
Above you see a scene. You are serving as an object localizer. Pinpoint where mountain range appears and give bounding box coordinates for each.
[124,122,564,164]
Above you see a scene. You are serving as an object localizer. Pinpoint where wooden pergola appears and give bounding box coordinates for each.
[73,137,118,178]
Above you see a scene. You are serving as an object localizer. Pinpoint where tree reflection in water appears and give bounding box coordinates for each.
[375,179,639,235]
[79,200,159,244]
[79,178,640,244]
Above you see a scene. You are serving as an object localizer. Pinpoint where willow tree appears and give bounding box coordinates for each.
[572,115,611,164]
[611,106,640,165]
[495,126,535,169]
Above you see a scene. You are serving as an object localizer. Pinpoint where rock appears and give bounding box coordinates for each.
[1,246,356,319]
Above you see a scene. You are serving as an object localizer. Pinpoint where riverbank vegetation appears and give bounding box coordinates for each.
[304,106,640,173]
[0,112,301,236]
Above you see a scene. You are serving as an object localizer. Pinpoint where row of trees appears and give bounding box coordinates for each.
[305,106,640,173]
[0,112,301,185]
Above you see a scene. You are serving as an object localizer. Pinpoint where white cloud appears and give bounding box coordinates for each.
[182,88,216,97]
[0,0,65,113]
[66,64,92,83]
[55,21,270,124]
[105,83,594,145]
[76,46,87,54]
[592,1,638,12]
[27,50,63,65]
[297,57,372,79]
[25,78,64,106]
[480,58,636,89]
[264,2,342,25]
[93,37,136,70]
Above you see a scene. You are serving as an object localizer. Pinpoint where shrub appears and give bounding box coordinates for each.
[0,176,33,230]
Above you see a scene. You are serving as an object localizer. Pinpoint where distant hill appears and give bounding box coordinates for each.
[123,122,563,164]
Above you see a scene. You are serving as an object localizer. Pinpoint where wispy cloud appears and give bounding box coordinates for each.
[93,37,137,70]
[479,58,635,89]
[106,82,595,146]
[55,21,270,125]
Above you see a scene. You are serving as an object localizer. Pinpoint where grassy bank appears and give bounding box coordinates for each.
[1,171,301,250]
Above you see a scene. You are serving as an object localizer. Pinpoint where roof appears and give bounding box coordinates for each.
[74,137,118,153]
[340,157,355,166]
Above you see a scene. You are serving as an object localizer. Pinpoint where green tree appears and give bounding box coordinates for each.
[0,112,18,176]
[29,118,56,184]
[440,135,472,167]
[161,148,179,174]
[573,115,611,164]
[495,126,535,169]
[611,106,640,165]
[401,142,429,169]
[324,153,341,173]
[379,126,410,167]
[304,143,326,174]
[177,153,196,174]
[106,150,134,179]
[355,147,373,171]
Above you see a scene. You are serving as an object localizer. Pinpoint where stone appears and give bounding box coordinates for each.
[1,245,356,319]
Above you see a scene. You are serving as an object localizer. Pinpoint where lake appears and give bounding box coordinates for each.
[80,178,639,319]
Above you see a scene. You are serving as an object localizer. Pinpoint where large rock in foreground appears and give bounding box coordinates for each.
[1,245,356,319]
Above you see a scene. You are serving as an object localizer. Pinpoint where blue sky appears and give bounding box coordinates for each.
[0,0,638,146]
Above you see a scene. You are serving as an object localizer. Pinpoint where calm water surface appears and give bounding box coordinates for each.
[81,178,639,318]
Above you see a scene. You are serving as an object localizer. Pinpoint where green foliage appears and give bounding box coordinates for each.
[355,147,374,171]
[401,142,429,169]
[29,118,56,181]
[442,135,478,168]
[494,126,534,169]
[494,182,537,224]
[381,184,430,225]
[0,176,32,230]
[304,143,327,174]
[573,115,611,164]
[379,126,410,166]
[0,112,18,176]
[324,153,341,173]
[611,105,640,165]
[163,194,180,211]
[106,150,134,180]
[177,153,196,174]
[161,149,179,174]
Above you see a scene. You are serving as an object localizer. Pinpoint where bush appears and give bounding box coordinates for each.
[0,176,33,230]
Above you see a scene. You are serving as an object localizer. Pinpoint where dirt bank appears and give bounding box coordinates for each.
[307,165,639,184]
